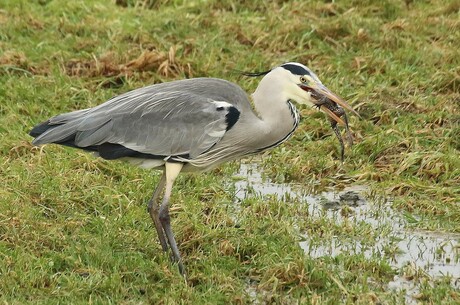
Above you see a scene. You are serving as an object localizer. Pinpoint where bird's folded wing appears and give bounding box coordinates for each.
[72,90,239,159]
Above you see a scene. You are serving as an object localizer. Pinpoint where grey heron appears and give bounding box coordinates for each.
[29,62,358,275]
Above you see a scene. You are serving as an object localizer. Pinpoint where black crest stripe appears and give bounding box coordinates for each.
[281,63,311,76]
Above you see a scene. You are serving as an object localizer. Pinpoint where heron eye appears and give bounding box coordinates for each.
[300,76,308,83]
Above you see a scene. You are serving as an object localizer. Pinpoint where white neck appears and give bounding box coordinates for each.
[252,72,289,122]
[249,73,300,149]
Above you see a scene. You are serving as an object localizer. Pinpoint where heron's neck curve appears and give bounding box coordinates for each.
[250,77,300,149]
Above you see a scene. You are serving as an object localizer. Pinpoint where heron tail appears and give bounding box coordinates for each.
[29,108,91,148]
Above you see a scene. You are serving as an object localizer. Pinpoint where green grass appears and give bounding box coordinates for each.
[1,0,459,304]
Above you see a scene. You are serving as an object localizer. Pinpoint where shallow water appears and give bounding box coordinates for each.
[232,163,460,302]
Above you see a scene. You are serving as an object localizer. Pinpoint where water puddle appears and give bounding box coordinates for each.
[232,162,460,302]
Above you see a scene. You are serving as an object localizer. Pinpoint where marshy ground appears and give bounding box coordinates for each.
[1,0,459,304]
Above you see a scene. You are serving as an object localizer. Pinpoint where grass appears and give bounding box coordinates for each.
[1,0,459,303]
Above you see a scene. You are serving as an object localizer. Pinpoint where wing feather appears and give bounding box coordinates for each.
[31,78,247,160]
[81,91,239,158]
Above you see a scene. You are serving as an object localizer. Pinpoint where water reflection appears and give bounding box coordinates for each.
[232,162,460,302]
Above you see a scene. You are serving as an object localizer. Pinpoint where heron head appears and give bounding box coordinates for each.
[273,62,359,125]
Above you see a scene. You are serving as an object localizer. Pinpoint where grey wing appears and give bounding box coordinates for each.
[92,92,239,158]
[34,89,241,160]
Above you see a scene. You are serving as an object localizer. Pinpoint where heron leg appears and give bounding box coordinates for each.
[147,171,168,252]
[158,162,185,275]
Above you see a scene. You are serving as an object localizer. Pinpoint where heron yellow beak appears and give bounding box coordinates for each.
[300,83,360,126]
